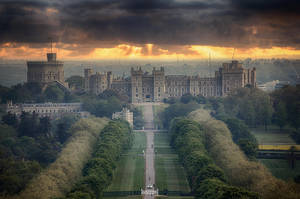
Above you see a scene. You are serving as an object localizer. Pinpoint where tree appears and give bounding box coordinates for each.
[56,123,71,143]
[39,117,52,136]
[2,112,19,128]
[273,101,287,131]
[44,85,65,102]
[180,93,195,104]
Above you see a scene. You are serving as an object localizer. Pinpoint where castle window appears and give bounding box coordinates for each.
[158,87,160,92]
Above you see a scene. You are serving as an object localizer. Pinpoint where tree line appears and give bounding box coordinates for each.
[60,120,133,199]
[161,98,257,160]
[169,118,259,199]
[0,112,78,196]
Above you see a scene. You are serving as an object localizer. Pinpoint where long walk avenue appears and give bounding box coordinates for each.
[142,104,157,199]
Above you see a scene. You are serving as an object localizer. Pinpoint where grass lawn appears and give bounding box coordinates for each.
[259,159,300,181]
[251,126,295,145]
[106,132,146,191]
[153,104,169,129]
[154,133,190,192]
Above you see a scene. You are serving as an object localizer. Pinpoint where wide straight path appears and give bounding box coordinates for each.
[142,104,156,199]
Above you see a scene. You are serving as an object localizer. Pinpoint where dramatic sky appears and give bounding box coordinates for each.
[1,0,300,60]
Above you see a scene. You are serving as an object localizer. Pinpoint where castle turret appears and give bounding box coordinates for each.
[27,53,64,85]
[84,68,93,92]
[131,67,143,103]
[153,67,165,102]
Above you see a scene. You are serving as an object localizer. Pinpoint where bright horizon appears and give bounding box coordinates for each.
[1,43,300,61]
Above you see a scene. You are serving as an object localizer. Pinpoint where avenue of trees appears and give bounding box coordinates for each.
[170,118,259,199]
[198,113,300,199]
[61,120,133,199]
[161,98,257,159]
[11,117,108,199]
[164,85,300,144]
[0,112,79,196]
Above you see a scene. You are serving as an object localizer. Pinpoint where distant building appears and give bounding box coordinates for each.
[112,108,133,127]
[6,101,90,118]
[84,60,257,103]
[27,53,67,88]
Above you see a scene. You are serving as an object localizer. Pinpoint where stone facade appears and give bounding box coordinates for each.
[6,101,90,118]
[84,60,256,103]
[27,53,66,86]
[112,108,133,126]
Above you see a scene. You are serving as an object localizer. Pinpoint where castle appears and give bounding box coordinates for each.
[84,60,256,103]
[27,53,67,87]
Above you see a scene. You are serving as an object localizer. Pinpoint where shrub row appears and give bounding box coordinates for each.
[62,120,133,199]
[169,118,259,199]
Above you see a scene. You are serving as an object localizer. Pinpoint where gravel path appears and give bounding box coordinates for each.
[143,104,156,199]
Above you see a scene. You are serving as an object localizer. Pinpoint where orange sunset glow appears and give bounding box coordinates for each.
[1,43,300,60]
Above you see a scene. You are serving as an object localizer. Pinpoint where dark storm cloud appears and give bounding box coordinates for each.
[1,0,300,49]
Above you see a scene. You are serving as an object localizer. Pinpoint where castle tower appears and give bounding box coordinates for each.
[221,60,256,95]
[131,67,143,103]
[27,53,65,85]
[153,67,165,102]
[84,68,93,92]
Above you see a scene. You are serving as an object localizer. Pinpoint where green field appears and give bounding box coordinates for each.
[154,133,190,192]
[251,126,295,145]
[259,159,300,180]
[106,132,146,191]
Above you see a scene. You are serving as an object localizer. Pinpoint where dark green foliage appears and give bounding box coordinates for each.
[98,89,129,103]
[291,130,300,144]
[0,114,78,195]
[18,111,39,137]
[180,93,196,104]
[131,107,144,129]
[64,120,133,199]
[223,118,258,159]
[222,88,274,128]
[272,85,300,129]
[162,102,200,128]
[1,112,18,127]
[83,96,122,118]
[195,178,259,199]
[273,101,287,130]
[44,85,65,102]
[170,118,259,199]
[0,82,73,103]
[0,159,41,195]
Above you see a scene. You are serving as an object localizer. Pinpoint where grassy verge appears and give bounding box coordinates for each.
[251,126,295,144]
[154,133,190,192]
[259,159,300,181]
[106,132,146,191]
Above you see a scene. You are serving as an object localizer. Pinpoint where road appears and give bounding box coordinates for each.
[143,104,156,199]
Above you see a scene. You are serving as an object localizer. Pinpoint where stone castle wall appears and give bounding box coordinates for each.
[84,61,256,103]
